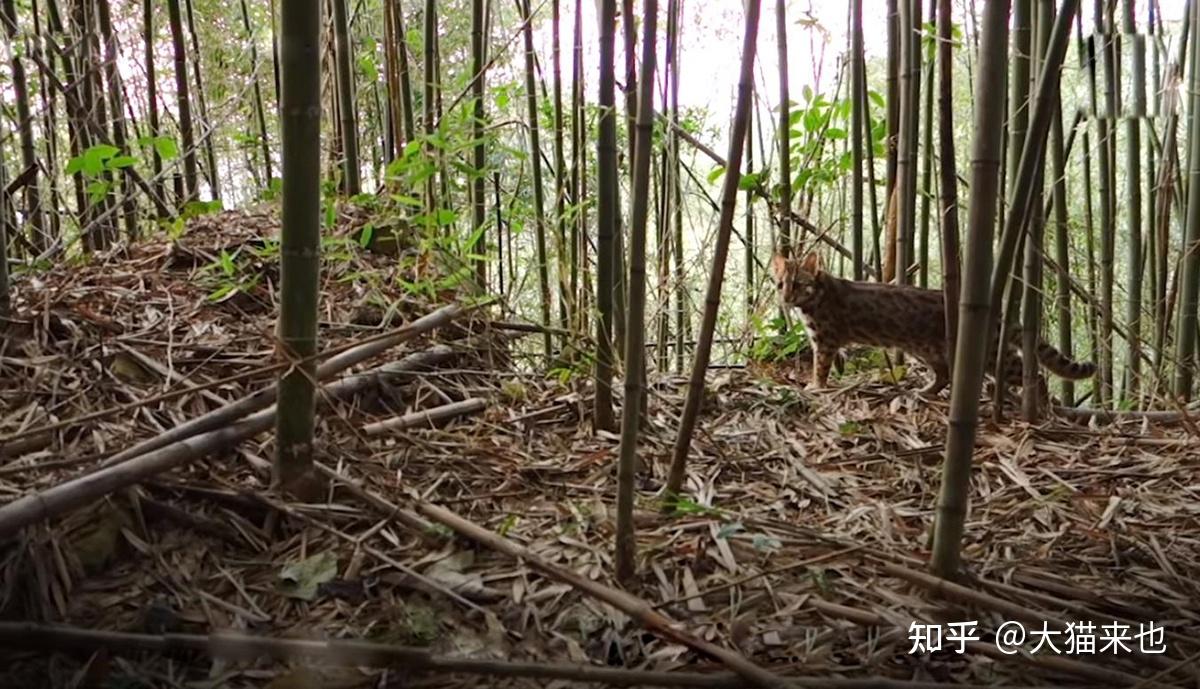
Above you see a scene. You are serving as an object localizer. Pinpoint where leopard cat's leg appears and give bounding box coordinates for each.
[917,348,951,396]
[812,338,838,388]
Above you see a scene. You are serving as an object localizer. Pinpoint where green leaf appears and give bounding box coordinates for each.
[65,156,85,175]
[109,155,138,169]
[277,551,338,601]
[738,171,762,191]
[359,223,375,247]
[88,144,120,161]
[153,137,179,161]
[825,127,847,140]
[390,193,423,207]
[435,208,458,226]
[802,85,814,102]
[86,180,110,203]
[707,166,726,184]
[868,90,886,108]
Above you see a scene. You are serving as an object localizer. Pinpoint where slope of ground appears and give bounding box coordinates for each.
[0,209,1197,688]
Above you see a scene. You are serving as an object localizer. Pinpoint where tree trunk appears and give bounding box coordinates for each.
[664,0,762,500]
[851,0,865,278]
[930,0,1011,580]
[470,0,487,287]
[936,0,961,374]
[1096,0,1118,402]
[166,0,199,203]
[331,0,361,194]
[993,0,1031,416]
[184,0,219,201]
[594,0,618,433]
[1,0,47,251]
[95,0,137,240]
[614,0,658,584]
[241,0,274,187]
[518,0,553,363]
[1122,0,1144,399]
[1020,0,1051,421]
[1175,0,1200,399]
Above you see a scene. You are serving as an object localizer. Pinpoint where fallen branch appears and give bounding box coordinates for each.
[879,562,1185,677]
[1053,405,1197,425]
[97,303,465,468]
[414,502,792,689]
[0,345,458,539]
[806,597,1172,688]
[362,398,486,435]
[0,303,467,452]
[0,622,1065,689]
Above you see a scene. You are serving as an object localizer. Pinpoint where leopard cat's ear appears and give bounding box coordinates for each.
[800,251,822,275]
[770,254,789,283]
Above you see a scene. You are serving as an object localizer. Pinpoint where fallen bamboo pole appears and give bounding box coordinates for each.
[0,304,468,453]
[0,346,457,539]
[97,304,466,468]
[806,597,1173,688]
[1053,405,1198,425]
[362,398,486,435]
[879,562,1185,677]
[413,501,792,689]
[0,622,1065,689]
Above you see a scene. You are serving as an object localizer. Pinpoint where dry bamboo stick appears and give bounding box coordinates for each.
[98,303,466,468]
[0,303,465,452]
[807,597,1174,688]
[361,397,486,435]
[880,562,1185,676]
[0,346,457,538]
[414,501,792,689]
[0,622,1065,689]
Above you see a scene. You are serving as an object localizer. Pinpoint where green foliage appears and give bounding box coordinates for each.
[182,199,223,219]
[199,247,260,302]
[784,88,885,197]
[137,135,179,161]
[749,314,809,362]
[838,420,864,436]
[358,38,379,81]
[664,495,723,518]
[66,144,146,203]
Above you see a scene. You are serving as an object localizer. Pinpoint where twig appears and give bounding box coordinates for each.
[362,398,486,436]
[1053,405,1198,425]
[96,304,466,468]
[413,502,792,689]
[0,303,469,450]
[0,622,1066,689]
[880,562,1185,677]
[0,346,459,538]
[806,597,1175,688]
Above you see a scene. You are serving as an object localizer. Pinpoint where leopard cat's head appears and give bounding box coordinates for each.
[771,251,826,310]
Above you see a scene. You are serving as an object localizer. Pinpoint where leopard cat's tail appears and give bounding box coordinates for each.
[1002,327,1097,380]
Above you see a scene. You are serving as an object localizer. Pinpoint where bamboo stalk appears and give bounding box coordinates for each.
[361,398,486,435]
[0,346,459,538]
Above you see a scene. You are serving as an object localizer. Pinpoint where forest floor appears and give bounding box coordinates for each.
[1,208,1198,688]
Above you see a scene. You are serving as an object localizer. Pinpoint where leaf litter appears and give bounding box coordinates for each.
[0,207,1197,687]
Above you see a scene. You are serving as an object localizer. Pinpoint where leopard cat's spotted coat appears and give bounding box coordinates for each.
[771,252,1097,394]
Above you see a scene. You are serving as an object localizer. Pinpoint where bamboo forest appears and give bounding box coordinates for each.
[2,0,1200,685]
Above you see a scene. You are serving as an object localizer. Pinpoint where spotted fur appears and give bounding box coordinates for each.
[770,252,1096,393]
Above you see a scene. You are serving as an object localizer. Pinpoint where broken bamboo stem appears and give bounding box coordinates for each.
[97,303,465,468]
[362,397,486,435]
[0,622,1063,689]
[413,501,792,689]
[0,346,458,539]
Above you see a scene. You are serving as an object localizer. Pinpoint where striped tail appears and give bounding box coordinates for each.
[1035,340,1096,380]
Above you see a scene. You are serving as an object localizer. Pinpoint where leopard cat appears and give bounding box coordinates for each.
[770,252,1097,394]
